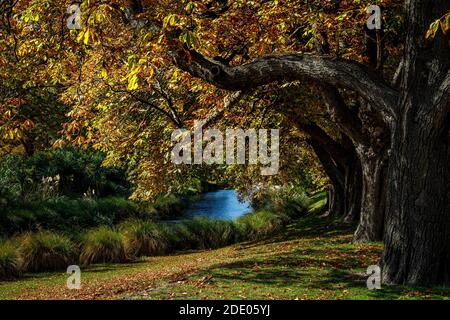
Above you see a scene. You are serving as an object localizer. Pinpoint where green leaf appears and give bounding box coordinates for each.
[179,31,198,49]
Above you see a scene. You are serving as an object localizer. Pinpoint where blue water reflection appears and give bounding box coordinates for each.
[184,189,252,221]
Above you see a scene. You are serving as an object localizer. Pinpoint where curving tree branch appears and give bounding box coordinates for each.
[287,114,350,169]
[319,84,367,146]
[167,39,399,122]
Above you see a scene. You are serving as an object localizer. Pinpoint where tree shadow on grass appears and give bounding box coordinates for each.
[186,247,449,299]
[192,248,367,287]
[236,216,356,251]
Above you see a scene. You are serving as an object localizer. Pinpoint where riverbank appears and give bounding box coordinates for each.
[1,186,297,280]
[0,214,448,300]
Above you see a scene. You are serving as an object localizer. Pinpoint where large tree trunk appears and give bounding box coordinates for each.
[308,139,345,217]
[353,148,388,242]
[167,0,450,286]
[380,0,450,287]
[327,185,344,217]
[343,155,362,223]
[381,116,450,286]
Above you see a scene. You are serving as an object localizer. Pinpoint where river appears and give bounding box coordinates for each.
[183,189,252,221]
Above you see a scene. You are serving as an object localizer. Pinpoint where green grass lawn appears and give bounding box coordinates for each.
[0,215,448,300]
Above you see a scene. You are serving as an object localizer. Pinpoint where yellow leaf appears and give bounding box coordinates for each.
[76,31,84,42]
[84,29,90,45]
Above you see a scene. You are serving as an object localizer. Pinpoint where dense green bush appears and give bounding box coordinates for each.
[162,212,288,250]
[156,223,185,251]
[0,241,22,280]
[1,180,304,273]
[0,147,130,202]
[162,222,197,250]
[2,196,139,235]
[0,147,136,235]
[121,219,169,257]
[80,227,128,265]
[149,194,193,220]
[19,231,76,272]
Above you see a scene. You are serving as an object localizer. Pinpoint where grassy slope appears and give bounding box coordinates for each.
[0,211,448,300]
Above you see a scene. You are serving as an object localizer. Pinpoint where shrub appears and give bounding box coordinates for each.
[120,219,169,257]
[156,223,185,251]
[80,227,128,265]
[152,194,187,220]
[209,219,237,248]
[96,197,139,222]
[19,231,75,272]
[0,241,21,280]
[164,222,198,250]
[178,217,237,249]
[275,193,310,218]
[3,209,36,233]
[235,211,289,241]
[253,187,310,218]
[1,196,140,236]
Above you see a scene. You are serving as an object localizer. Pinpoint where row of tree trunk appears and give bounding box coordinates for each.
[165,0,449,287]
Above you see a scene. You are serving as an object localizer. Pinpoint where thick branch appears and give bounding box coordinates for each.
[308,139,344,190]
[319,84,367,146]
[168,42,398,120]
[286,113,350,169]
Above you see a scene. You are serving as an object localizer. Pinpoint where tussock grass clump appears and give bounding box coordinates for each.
[0,241,22,280]
[236,211,289,241]
[165,222,199,250]
[19,231,75,272]
[178,217,237,249]
[80,227,128,265]
[253,187,310,218]
[120,219,169,257]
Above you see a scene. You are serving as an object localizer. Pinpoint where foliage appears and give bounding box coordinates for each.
[0,190,320,275]
[427,11,450,39]
[0,240,22,280]
[18,231,76,272]
[253,186,311,218]
[120,219,169,257]
[3,0,404,199]
[235,210,289,241]
[177,217,237,250]
[1,196,139,235]
[149,193,192,220]
[0,147,130,202]
[80,227,129,265]
[1,215,449,300]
